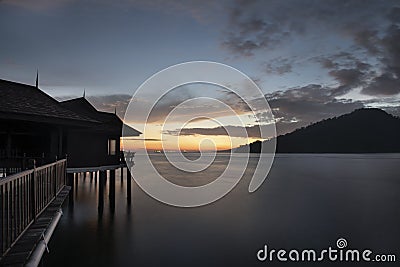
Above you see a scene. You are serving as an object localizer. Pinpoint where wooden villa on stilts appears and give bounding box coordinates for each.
[0,78,140,265]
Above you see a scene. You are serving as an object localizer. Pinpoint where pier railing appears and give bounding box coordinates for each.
[0,159,67,257]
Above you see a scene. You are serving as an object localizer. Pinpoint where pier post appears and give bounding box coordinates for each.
[120,167,124,184]
[30,160,37,221]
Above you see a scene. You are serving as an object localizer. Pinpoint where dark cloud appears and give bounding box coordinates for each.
[387,6,400,23]
[165,125,264,138]
[362,73,400,95]
[382,106,400,117]
[223,0,400,96]
[353,29,381,55]
[222,0,393,55]
[329,69,363,86]
[328,68,365,96]
[315,52,361,70]
[263,58,293,75]
[56,94,132,118]
[121,138,162,141]
[165,83,365,138]
[221,36,260,57]
[360,18,400,95]
[144,85,254,124]
[86,94,132,117]
[266,84,364,134]
[125,84,258,124]
[318,58,338,69]
[217,88,252,113]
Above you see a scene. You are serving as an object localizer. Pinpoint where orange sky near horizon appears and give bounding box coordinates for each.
[121,135,262,152]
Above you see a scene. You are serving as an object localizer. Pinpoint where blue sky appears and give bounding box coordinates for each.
[1,0,400,149]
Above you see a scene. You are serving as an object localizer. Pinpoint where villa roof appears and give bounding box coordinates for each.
[0,79,97,125]
[60,97,141,136]
[0,78,141,136]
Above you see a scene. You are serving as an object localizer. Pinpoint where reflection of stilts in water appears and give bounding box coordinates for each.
[120,166,124,185]
[98,170,106,220]
[66,165,133,224]
[68,173,74,216]
[124,151,136,165]
[127,167,132,205]
[74,173,79,198]
[109,169,116,218]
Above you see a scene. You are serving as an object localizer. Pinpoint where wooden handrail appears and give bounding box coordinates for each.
[0,169,33,185]
[35,159,66,172]
[0,159,67,257]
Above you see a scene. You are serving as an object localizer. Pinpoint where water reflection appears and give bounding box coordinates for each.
[43,155,400,267]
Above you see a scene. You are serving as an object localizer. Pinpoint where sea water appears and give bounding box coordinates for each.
[43,154,400,267]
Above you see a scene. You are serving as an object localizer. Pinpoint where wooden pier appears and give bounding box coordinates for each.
[66,163,133,215]
[0,159,69,266]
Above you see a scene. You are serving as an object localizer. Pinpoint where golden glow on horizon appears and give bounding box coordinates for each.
[122,135,262,151]
[121,110,266,152]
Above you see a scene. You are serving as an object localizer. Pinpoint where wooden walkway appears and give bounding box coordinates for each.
[0,186,70,266]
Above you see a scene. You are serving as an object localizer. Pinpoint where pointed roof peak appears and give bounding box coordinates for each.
[83,89,86,98]
[35,69,39,88]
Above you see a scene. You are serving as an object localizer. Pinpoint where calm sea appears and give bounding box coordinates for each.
[43,154,400,267]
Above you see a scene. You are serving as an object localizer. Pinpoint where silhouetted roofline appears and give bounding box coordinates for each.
[60,97,141,136]
[0,79,99,125]
[0,78,141,135]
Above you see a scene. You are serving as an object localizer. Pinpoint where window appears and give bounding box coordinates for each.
[108,139,116,155]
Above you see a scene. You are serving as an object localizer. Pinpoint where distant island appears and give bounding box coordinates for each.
[235,108,400,153]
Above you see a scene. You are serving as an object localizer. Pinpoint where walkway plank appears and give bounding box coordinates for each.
[0,186,70,266]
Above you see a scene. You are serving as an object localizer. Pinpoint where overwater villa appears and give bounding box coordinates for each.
[0,78,140,174]
[0,78,140,265]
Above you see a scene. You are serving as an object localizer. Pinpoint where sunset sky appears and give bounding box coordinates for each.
[1,0,400,151]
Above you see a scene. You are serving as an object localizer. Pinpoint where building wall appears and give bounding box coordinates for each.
[0,119,60,160]
[65,130,120,168]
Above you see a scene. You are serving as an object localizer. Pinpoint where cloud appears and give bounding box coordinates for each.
[328,68,365,96]
[353,29,381,55]
[121,137,162,141]
[127,84,257,124]
[55,94,132,118]
[165,83,365,138]
[362,73,400,96]
[359,24,400,95]
[55,84,261,126]
[266,84,364,134]
[222,0,394,54]
[382,106,400,117]
[262,58,293,75]
[165,124,269,139]
[222,0,400,97]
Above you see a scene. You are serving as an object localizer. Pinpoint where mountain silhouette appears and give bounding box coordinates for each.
[239,108,400,153]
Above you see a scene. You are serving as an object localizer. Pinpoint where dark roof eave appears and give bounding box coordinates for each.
[0,111,100,127]
[122,123,141,136]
